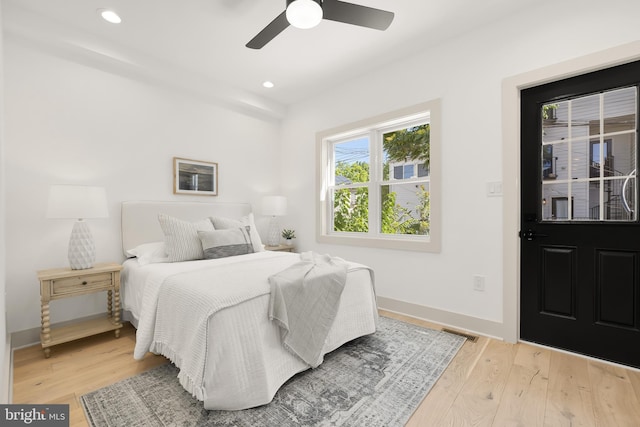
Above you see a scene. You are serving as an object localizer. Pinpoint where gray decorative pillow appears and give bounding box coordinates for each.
[198,227,254,259]
[210,213,264,252]
[158,214,214,262]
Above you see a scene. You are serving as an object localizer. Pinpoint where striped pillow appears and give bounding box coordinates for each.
[198,227,254,259]
[158,214,214,262]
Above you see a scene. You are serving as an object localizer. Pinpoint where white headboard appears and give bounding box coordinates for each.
[121,200,252,255]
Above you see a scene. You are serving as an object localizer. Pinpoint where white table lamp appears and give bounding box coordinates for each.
[262,196,287,246]
[47,185,109,270]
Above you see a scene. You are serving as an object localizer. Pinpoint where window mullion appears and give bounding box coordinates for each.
[327,143,335,233]
[568,100,573,220]
[369,130,380,236]
[599,94,604,221]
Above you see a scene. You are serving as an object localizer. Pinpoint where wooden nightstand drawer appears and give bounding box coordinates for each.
[52,272,113,295]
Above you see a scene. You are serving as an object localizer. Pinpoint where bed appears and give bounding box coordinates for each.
[120,201,378,410]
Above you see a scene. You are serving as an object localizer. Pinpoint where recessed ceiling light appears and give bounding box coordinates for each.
[263,81,275,89]
[98,9,122,24]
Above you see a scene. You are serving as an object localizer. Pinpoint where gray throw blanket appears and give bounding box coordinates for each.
[268,252,348,367]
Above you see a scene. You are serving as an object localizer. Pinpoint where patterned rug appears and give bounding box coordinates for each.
[81,316,465,427]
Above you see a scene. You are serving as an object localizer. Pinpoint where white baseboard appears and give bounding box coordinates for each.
[377,296,505,341]
[11,327,41,351]
[2,334,11,403]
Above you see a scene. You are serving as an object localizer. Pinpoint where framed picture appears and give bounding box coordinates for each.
[173,157,218,196]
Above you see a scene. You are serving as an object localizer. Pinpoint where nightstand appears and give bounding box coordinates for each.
[265,244,295,252]
[37,262,123,358]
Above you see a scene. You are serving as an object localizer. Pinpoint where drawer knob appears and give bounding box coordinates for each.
[82,281,88,285]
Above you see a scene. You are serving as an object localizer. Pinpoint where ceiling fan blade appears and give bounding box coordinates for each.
[322,0,394,31]
[246,11,290,49]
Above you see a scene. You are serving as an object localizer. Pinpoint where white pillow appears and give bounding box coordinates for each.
[126,242,169,265]
[158,214,215,262]
[210,213,264,252]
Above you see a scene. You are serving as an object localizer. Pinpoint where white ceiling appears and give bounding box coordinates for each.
[3,0,541,110]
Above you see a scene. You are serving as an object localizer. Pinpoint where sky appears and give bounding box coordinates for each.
[334,136,370,164]
[334,136,391,165]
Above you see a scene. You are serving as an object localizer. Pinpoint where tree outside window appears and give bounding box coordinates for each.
[331,123,430,236]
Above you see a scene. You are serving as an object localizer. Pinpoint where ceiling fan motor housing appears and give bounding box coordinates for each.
[286,0,324,29]
[286,0,323,8]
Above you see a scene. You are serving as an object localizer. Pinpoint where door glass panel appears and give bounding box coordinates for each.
[542,144,554,179]
[541,141,569,180]
[541,87,637,222]
[571,138,590,180]
[603,178,634,221]
[571,181,593,221]
[608,134,635,175]
[571,94,600,132]
[542,101,568,143]
[542,182,568,220]
[552,197,570,220]
[589,181,601,220]
[603,87,637,134]
[622,173,636,218]
[589,137,609,178]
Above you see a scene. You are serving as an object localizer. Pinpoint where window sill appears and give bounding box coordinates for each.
[317,233,440,253]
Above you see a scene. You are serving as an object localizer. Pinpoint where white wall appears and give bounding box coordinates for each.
[281,0,640,337]
[4,0,640,342]
[0,0,10,402]
[3,41,283,334]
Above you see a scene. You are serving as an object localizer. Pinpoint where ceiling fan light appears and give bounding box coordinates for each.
[286,0,323,29]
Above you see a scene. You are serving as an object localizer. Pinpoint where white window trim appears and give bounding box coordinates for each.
[316,99,441,252]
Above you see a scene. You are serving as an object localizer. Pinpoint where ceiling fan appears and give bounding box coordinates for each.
[246,0,394,49]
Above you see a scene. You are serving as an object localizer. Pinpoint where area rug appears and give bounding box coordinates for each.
[81,316,465,427]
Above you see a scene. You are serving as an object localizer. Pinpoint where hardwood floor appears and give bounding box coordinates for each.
[12,310,640,426]
[12,324,166,427]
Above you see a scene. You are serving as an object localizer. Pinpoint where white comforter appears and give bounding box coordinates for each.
[125,251,378,410]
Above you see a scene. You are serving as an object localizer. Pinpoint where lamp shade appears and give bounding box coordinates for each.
[47,185,109,219]
[286,0,323,29]
[262,196,287,216]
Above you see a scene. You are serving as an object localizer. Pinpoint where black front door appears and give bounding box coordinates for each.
[520,61,640,368]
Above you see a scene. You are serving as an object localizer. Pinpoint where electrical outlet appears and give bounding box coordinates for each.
[473,275,486,292]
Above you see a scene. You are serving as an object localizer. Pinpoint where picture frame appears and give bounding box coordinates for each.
[173,157,218,196]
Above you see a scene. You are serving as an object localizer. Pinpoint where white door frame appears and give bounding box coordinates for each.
[501,42,640,343]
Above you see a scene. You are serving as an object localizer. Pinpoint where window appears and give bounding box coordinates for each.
[540,86,637,221]
[317,100,441,252]
[551,197,573,220]
[589,139,612,178]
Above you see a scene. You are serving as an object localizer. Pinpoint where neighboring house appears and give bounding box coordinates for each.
[335,175,352,186]
[541,87,636,221]
[388,159,429,221]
